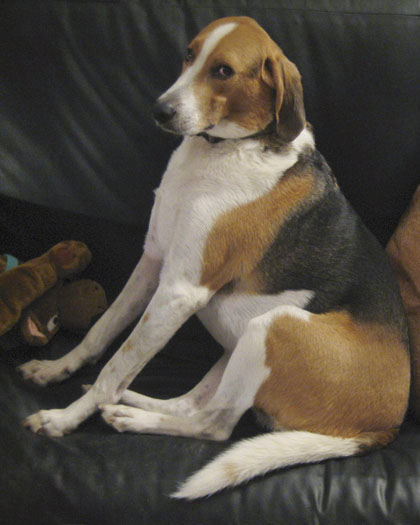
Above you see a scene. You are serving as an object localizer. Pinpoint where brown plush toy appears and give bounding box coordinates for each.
[0,240,109,350]
[0,241,92,338]
[20,279,108,346]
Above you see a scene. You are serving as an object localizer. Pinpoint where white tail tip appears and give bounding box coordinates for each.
[171,430,361,500]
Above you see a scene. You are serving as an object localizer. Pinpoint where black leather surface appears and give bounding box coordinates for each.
[1,1,419,242]
[1,1,420,523]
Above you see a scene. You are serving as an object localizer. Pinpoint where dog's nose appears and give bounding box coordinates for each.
[152,100,176,124]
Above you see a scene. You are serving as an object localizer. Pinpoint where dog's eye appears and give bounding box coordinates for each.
[212,65,234,80]
[47,315,59,333]
[184,48,194,63]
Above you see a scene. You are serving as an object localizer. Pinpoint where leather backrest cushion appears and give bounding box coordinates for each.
[0,1,419,244]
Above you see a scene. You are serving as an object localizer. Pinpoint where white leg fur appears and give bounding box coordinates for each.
[119,353,230,416]
[23,280,213,436]
[100,404,236,440]
[172,431,360,500]
[18,254,161,386]
[100,311,271,443]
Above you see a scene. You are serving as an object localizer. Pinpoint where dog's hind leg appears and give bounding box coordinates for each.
[114,352,231,416]
[18,253,161,386]
[100,313,270,438]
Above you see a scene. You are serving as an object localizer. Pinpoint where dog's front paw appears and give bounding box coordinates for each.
[23,409,74,437]
[18,358,74,386]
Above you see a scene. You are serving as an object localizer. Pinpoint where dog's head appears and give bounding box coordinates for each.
[153,16,306,143]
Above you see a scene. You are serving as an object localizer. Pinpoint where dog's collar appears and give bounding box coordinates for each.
[197,124,276,144]
[197,133,226,144]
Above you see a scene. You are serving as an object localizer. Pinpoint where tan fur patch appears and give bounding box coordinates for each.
[122,340,134,353]
[192,22,276,132]
[356,429,399,452]
[200,170,314,291]
[254,310,410,437]
[223,462,241,485]
[141,312,150,325]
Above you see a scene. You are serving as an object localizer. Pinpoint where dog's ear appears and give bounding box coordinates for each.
[262,51,306,143]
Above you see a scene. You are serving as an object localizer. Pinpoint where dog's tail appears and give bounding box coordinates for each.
[171,429,396,500]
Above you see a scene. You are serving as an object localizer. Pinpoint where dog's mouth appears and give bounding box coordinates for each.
[154,112,215,138]
[154,119,179,135]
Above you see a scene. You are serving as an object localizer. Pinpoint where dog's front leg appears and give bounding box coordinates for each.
[23,281,213,436]
[18,253,161,386]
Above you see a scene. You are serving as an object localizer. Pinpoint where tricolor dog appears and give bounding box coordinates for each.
[20,17,410,499]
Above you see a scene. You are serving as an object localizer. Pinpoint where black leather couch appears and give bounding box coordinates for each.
[1,1,419,523]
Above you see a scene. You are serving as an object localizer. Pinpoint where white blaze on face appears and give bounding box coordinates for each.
[158,23,238,135]
[166,23,238,95]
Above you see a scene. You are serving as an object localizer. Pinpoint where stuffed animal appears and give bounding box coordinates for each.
[20,279,107,346]
[0,241,107,347]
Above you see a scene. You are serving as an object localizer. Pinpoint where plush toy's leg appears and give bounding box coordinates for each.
[18,254,161,386]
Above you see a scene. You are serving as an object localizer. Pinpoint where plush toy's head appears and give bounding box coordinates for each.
[20,285,61,346]
[0,241,106,349]
[58,279,108,333]
[20,279,108,346]
[0,240,92,338]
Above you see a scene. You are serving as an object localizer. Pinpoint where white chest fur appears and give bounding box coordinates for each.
[142,129,315,350]
[144,129,314,275]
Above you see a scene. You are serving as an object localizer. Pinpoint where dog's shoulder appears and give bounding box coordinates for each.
[149,129,314,262]
[198,142,333,290]
[253,148,406,332]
